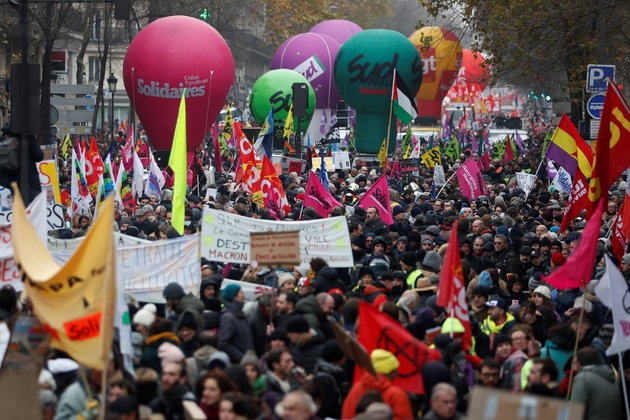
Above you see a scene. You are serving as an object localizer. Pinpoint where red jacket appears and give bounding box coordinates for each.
[342,372,413,420]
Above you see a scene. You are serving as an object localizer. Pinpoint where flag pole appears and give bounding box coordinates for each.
[567,307,584,399]
[619,351,630,420]
[385,69,396,159]
[436,170,459,198]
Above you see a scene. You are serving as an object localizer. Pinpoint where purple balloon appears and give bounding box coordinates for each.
[309,19,363,45]
[271,33,341,109]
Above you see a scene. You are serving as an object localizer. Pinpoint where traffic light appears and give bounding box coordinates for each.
[199,8,211,21]
[544,95,552,101]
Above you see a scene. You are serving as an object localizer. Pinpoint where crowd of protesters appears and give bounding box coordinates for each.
[1,108,629,420]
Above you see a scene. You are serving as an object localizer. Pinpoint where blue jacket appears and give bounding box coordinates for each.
[541,340,573,382]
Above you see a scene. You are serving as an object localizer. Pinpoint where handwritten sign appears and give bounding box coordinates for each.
[201,208,353,267]
[250,231,300,266]
[311,157,335,172]
[331,151,351,169]
[399,159,420,174]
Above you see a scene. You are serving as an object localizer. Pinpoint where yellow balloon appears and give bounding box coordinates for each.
[409,27,462,117]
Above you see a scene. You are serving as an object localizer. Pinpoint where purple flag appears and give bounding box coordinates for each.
[320,111,327,135]
[514,130,524,151]
[442,113,451,139]
[342,130,349,147]
[330,108,338,127]
[483,131,490,150]
[472,134,478,153]
[348,107,356,127]
[546,158,558,180]
[456,158,488,200]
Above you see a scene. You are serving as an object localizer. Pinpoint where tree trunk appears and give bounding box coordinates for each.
[76,9,94,84]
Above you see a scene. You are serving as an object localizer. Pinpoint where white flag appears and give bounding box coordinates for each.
[409,142,422,159]
[595,255,630,356]
[433,165,446,186]
[132,150,144,199]
[552,167,573,194]
[144,153,164,198]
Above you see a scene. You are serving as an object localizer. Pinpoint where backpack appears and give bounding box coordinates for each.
[0,134,20,172]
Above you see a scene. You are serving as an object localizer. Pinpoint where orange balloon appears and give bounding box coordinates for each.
[461,49,490,91]
[409,27,462,118]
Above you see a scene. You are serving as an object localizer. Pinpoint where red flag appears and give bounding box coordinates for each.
[622,175,630,239]
[357,175,393,225]
[560,171,589,233]
[481,151,490,171]
[587,83,630,217]
[85,136,103,196]
[357,301,442,395]
[264,184,280,219]
[137,141,150,167]
[543,200,604,289]
[436,220,473,351]
[612,202,627,266]
[503,137,513,162]
[390,159,401,181]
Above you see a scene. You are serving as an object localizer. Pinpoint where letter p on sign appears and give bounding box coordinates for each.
[587,64,615,93]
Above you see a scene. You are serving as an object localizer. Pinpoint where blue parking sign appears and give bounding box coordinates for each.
[586,64,615,93]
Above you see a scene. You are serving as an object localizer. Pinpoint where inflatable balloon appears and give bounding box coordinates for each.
[409,27,462,119]
[461,49,490,91]
[271,33,341,109]
[309,19,363,45]
[334,29,422,154]
[123,16,234,151]
[249,69,315,131]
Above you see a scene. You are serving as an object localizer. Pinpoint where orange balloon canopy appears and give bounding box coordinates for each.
[409,27,462,118]
[461,49,490,91]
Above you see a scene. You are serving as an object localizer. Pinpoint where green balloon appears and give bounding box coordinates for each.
[249,69,316,132]
[334,29,422,153]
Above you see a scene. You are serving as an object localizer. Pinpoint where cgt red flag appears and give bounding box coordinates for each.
[543,199,604,289]
[357,301,442,395]
[436,220,473,351]
[560,171,589,233]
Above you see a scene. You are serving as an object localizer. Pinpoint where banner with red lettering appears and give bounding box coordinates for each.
[303,172,342,217]
[456,158,487,200]
[612,202,627,266]
[357,175,393,225]
[560,171,589,232]
[0,193,47,291]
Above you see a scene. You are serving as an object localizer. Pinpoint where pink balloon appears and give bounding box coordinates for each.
[123,16,234,151]
[309,19,363,44]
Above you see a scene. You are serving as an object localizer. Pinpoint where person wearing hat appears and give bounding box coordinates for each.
[199,273,224,306]
[219,284,255,363]
[470,286,490,323]
[107,395,139,420]
[162,283,205,333]
[342,349,413,420]
[399,251,424,289]
[312,340,346,419]
[132,303,157,362]
[133,206,158,236]
[278,273,297,293]
[366,236,393,278]
[481,298,517,339]
[390,205,407,235]
[176,309,201,357]
[364,272,394,304]
[524,250,550,291]
[296,277,313,298]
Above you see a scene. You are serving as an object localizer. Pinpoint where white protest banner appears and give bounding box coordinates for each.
[201,208,353,267]
[0,193,47,291]
[221,278,274,302]
[433,165,446,186]
[311,157,335,172]
[516,172,537,198]
[331,151,351,170]
[47,231,150,252]
[0,204,65,231]
[53,235,200,302]
[552,167,573,193]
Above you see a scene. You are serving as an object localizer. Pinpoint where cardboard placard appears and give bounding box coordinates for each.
[332,151,351,169]
[250,231,300,266]
[281,157,307,174]
[311,157,335,172]
[467,387,583,420]
[330,319,377,378]
[400,158,420,174]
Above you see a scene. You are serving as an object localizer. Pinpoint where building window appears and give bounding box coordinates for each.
[88,57,100,83]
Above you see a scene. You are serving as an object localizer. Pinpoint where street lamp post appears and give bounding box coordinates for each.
[107,72,117,147]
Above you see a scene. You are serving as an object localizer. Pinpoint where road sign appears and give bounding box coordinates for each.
[587,93,606,119]
[56,126,92,134]
[50,84,96,95]
[590,120,601,139]
[50,96,95,107]
[586,64,615,93]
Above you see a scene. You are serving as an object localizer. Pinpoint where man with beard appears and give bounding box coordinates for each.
[149,361,196,419]
[605,200,617,223]
[364,206,390,236]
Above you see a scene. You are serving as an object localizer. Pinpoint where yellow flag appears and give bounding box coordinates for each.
[168,91,187,235]
[283,105,294,138]
[13,187,116,370]
[421,146,442,167]
[61,134,72,159]
[378,138,387,167]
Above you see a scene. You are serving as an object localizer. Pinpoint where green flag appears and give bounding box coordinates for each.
[401,127,412,153]
[444,137,459,160]
[428,133,435,149]
[494,137,507,160]
[541,132,551,157]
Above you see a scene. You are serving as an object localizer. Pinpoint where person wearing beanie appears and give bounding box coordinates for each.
[139,318,180,375]
[240,351,267,397]
[550,253,566,270]
[353,266,375,295]
[177,310,200,357]
[185,331,220,390]
[219,283,255,363]
[132,303,157,362]
[420,251,443,278]
[286,315,325,375]
[363,272,394,304]
[163,282,205,343]
[342,349,413,420]
[470,286,490,322]
[390,205,407,235]
[163,282,186,314]
[399,251,424,289]
[278,273,297,293]
[312,340,346,418]
[524,250,551,290]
